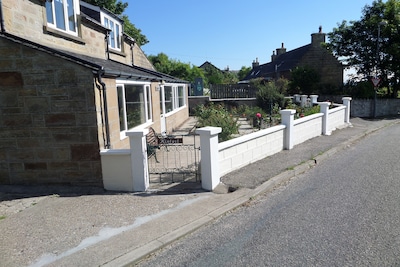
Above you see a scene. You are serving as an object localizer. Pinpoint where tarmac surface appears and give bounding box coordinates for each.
[0,115,399,267]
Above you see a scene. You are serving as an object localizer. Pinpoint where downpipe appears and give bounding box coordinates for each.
[96,69,111,149]
[0,0,6,32]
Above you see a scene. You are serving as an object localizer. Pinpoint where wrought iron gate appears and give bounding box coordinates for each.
[148,134,200,184]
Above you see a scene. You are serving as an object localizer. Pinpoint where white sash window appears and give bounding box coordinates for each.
[45,0,79,35]
[102,14,122,51]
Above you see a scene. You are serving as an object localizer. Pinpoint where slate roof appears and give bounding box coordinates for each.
[63,50,188,83]
[242,44,311,82]
[198,61,225,73]
[1,32,187,84]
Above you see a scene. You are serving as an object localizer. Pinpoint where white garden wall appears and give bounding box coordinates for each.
[218,125,285,177]
[293,113,323,146]
[100,97,352,192]
[328,105,346,132]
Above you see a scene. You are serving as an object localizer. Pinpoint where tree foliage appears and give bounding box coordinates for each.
[327,0,400,97]
[237,66,252,81]
[148,53,243,86]
[84,0,149,46]
[148,53,205,82]
[289,66,320,95]
[252,79,286,114]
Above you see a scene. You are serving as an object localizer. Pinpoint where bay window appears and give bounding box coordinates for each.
[160,84,186,114]
[117,83,152,132]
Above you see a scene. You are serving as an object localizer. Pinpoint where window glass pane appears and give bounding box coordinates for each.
[67,0,76,32]
[45,2,54,24]
[159,89,163,114]
[164,86,173,113]
[178,86,185,107]
[110,20,115,48]
[116,24,121,49]
[125,85,146,129]
[146,86,152,120]
[55,0,66,30]
[117,86,126,131]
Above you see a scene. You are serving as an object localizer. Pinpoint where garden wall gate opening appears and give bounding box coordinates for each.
[148,134,201,185]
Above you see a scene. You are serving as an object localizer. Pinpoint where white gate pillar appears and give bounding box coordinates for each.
[126,129,149,192]
[320,102,331,136]
[301,95,308,107]
[310,95,319,105]
[342,97,352,124]
[280,109,296,150]
[293,94,300,103]
[196,126,222,191]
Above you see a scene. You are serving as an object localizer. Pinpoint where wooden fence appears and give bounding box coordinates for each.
[210,84,258,99]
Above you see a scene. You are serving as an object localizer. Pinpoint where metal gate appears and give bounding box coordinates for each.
[148,134,200,185]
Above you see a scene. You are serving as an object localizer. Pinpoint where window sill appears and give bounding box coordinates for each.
[165,105,187,118]
[109,48,126,57]
[43,25,85,45]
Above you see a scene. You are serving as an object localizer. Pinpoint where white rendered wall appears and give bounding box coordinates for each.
[293,113,323,146]
[328,106,346,132]
[100,149,133,191]
[218,125,285,177]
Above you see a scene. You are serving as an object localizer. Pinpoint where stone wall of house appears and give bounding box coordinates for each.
[3,0,107,60]
[2,0,154,71]
[0,38,103,186]
[301,47,343,89]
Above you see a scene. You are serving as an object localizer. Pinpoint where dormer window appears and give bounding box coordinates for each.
[45,0,79,36]
[101,13,122,51]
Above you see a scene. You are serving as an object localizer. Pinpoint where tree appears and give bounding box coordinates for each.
[289,66,320,95]
[327,0,400,97]
[237,66,252,81]
[84,0,149,46]
[148,53,206,83]
[252,79,285,115]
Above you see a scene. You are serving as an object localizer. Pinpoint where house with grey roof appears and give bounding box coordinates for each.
[0,0,189,187]
[242,27,343,90]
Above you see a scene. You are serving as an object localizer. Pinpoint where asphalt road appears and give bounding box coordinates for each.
[137,122,400,266]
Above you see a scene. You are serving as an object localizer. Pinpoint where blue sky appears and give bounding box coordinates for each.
[126,1,374,71]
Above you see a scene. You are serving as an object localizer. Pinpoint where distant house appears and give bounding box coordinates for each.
[0,0,189,186]
[242,27,343,89]
[198,61,225,74]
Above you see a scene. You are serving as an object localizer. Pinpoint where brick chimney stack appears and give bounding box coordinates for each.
[271,51,276,62]
[311,26,326,46]
[276,43,286,56]
[252,58,259,68]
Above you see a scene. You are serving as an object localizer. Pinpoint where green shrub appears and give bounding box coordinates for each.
[194,103,239,142]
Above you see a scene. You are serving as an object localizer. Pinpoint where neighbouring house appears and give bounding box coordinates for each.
[0,0,189,186]
[242,27,343,89]
[198,61,225,74]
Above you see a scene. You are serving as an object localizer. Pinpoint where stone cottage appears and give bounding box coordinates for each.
[242,27,343,89]
[0,0,189,186]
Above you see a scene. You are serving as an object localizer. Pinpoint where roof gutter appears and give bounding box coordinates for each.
[0,0,6,32]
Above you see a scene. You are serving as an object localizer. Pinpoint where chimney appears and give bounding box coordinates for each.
[276,43,286,56]
[271,51,276,62]
[311,26,326,46]
[252,58,259,68]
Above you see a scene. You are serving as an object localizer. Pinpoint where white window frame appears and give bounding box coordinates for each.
[45,0,79,36]
[162,84,186,114]
[117,81,152,138]
[101,13,122,51]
